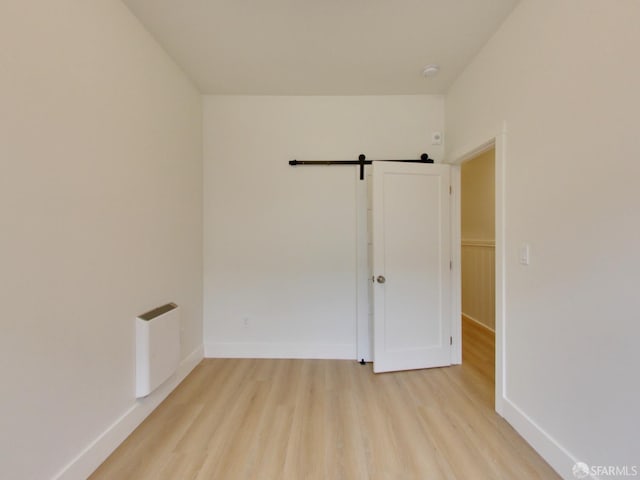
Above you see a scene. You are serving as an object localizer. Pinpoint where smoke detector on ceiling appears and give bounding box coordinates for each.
[422,64,440,77]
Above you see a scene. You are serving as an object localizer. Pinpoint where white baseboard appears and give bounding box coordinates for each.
[204,341,355,360]
[52,345,204,480]
[502,396,590,480]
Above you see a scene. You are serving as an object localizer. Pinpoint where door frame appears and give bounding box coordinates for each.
[449,123,507,415]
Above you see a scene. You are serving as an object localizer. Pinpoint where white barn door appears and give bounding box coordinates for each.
[372,162,451,373]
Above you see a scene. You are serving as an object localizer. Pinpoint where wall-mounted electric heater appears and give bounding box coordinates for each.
[135,303,180,398]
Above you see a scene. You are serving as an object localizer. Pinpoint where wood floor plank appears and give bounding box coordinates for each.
[90,322,560,480]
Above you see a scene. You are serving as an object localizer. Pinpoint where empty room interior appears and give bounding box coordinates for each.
[2,1,639,479]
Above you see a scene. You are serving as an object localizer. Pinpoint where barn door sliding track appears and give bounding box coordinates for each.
[289,153,433,180]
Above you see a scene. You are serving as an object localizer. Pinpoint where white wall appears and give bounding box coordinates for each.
[0,1,203,479]
[204,95,444,359]
[446,0,640,477]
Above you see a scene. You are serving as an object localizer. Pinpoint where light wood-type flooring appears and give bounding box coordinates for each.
[90,318,559,479]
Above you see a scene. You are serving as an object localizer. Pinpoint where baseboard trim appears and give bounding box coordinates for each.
[462,312,495,333]
[502,396,590,480]
[204,342,355,360]
[52,345,204,480]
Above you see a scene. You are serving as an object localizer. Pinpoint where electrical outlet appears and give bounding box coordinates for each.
[432,132,442,145]
[243,317,249,328]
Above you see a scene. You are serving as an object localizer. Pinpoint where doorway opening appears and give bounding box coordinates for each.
[449,127,506,415]
[460,148,496,404]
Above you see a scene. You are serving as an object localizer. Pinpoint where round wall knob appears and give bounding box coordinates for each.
[376,275,386,284]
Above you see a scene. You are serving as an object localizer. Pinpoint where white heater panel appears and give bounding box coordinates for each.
[135,303,180,398]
